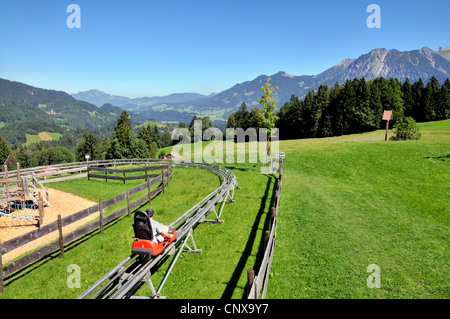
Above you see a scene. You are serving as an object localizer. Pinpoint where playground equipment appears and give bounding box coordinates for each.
[0,156,47,224]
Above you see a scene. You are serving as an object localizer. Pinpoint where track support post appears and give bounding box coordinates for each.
[137,229,203,299]
[182,229,202,253]
[203,185,236,223]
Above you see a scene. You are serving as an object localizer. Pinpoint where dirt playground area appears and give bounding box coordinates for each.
[0,188,97,264]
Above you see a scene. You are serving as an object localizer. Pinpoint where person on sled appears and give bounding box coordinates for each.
[145,208,174,243]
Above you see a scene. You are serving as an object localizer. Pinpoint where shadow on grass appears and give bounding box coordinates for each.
[220,174,276,299]
[424,154,450,162]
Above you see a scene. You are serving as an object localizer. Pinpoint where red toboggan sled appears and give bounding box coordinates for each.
[131,210,177,257]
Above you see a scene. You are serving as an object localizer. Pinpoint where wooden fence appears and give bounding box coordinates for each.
[0,158,171,186]
[0,162,172,293]
[246,158,283,299]
[87,164,170,184]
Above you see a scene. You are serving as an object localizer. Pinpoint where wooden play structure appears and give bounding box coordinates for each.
[0,155,47,225]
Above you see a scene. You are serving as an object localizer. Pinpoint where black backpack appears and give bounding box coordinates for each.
[133,210,153,241]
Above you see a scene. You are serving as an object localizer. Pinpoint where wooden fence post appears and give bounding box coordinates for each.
[123,170,126,184]
[264,230,270,251]
[126,188,131,218]
[57,215,64,258]
[270,207,276,225]
[38,197,44,227]
[161,170,165,194]
[246,269,255,298]
[166,166,171,187]
[166,170,169,187]
[99,199,103,235]
[147,178,151,206]
[0,240,4,294]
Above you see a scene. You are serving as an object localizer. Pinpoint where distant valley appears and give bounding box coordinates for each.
[0,45,449,146]
[0,78,146,145]
[72,46,450,122]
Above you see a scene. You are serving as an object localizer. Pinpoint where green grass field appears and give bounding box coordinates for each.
[1,120,448,299]
[137,119,167,128]
[269,120,449,298]
[1,163,274,299]
[25,131,62,145]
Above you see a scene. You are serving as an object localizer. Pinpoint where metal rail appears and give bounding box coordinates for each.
[77,161,237,299]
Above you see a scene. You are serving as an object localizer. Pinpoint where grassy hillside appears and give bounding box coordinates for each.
[269,120,449,298]
[1,120,448,299]
[1,164,274,299]
[25,132,62,145]
[0,79,145,145]
[137,119,167,128]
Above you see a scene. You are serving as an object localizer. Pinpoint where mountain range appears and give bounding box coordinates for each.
[0,78,148,144]
[72,46,450,122]
[0,44,449,144]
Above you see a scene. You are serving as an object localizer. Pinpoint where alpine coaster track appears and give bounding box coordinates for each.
[77,162,238,299]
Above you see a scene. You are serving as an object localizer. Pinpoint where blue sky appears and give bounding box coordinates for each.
[0,0,449,97]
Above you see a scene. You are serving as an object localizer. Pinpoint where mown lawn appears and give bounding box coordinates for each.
[1,162,275,299]
[25,132,62,145]
[269,120,449,298]
[2,120,448,299]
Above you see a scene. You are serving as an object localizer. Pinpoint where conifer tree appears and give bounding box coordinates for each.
[75,130,102,161]
[114,111,133,145]
[106,110,148,159]
[412,78,424,121]
[227,113,236,129]
[380,78,404,124]
[137,125,157,158]
[0,135,10,164]
[440,79,450,120]
[153,125,162,148]
[402,78,414,117]
[422,77,440,121]
[234,103,250,130]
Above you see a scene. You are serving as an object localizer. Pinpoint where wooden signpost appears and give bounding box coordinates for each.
[383,110,393,141]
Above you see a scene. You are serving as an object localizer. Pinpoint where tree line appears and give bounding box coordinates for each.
[1,76,449,168]
[70,112,174,163]
[0,111,175,168]
[227,76,449,140]
[276,76,449,139]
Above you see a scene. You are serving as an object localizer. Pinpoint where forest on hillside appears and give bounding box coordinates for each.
[0,112,175,169]
[227,76,450,140]
[0,76,448,168]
